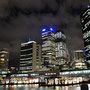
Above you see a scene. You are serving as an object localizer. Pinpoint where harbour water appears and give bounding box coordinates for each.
[0,84,90,90]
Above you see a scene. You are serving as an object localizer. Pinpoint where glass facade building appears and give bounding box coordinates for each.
[80,6,90,68]
[55,31,69,66]
[0,48,9,73]
[20,41,41,73]
[42,29,56,69]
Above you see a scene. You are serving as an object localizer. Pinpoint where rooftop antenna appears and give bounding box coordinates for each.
[27,38,32,43]
[29,38,31,41]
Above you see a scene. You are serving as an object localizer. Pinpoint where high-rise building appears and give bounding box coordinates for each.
[20,41,41,73]
[80,6,90,68]
[73,50,87,69]
[55,31,69,66]
[0,48,9,73]
[42,28,56,69]
[73,50,85,60]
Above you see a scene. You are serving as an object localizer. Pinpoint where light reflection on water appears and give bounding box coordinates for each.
[0,84,86,90]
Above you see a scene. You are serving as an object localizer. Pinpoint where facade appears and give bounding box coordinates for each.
[42,28,56,69]
[73,50,85,60]
[20,41,41,73]
[73,50,87,69]
[80,6,90,68]
[55,31,69,66]
[0,48,9,73]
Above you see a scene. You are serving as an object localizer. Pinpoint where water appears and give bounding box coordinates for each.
[0,84,89,90]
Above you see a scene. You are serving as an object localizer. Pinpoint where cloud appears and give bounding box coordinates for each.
[0,0,89,67]
[0,0,9,17]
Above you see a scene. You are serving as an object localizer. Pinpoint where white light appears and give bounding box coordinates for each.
[27,40,32,43]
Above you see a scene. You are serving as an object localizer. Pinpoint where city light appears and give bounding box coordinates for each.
[80,49,83,52]
[42,27,54,32]
[0,2,90,88]
[27,40,32,43]
[49,27,54,31]
[42,28,46,32]
[88,5,90,8]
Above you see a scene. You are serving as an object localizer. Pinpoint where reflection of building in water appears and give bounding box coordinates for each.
[55,30,70,66]
[0,48,9,73]
[73,50,87,69]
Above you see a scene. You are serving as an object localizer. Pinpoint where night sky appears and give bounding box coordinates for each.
[0,0,89,68]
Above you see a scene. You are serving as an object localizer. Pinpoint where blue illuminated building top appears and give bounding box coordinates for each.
[42,27,54,33]
[42,28,46,32]
[49,27,54,32]
[27,40,32,43]
[88,5,90,8]
[80,49,83,52]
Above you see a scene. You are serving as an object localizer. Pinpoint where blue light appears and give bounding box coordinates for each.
[27,40,32,43]
[49,27,54,31]
[88,5,90,8]
[80,49,83,52]
[42,28,46,32]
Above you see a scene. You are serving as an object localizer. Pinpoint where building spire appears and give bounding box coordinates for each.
[29,38,31,42]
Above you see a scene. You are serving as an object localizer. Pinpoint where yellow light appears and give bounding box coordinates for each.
[0,58,4,61]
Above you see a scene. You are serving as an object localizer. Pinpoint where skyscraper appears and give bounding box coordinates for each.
[20,41,41,73]
[0,48,9,73]
[73,50,85,60]
[73,50,87,69]
[80,6,90,68]
[55,31,69,66]
[42,28,56,69]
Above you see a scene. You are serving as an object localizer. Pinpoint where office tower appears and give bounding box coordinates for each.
[73,50,85,60]
[42,28,56,69]
[0,48,9,73]
[73,50,87,69]
[55,31,69,66]
[20,41,41,73]
[80,6,90,68]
